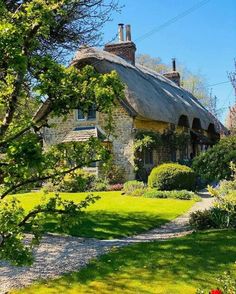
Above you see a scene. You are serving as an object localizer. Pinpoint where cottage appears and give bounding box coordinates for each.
[39,24,226,181]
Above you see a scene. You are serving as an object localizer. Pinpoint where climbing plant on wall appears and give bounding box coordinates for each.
[133,129,190,181]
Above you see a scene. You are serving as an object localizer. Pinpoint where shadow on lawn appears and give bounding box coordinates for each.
[41,211,168,239]
[48,230,236,293]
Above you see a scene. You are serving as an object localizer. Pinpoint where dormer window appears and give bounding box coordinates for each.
[77,104,96,121]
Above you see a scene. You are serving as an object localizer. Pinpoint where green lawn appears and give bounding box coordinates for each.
[14,191,195,239]
[11,230,236,294]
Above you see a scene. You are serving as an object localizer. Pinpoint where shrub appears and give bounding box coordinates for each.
[91,178,109,191]
[58,169,96,192]
[189,210,216,230]
[189,191,236,230]
[107,183,124,191]
[42,181,59,193]
[100,158,125,184]
[192,135,236,182]
[148,163,196,191]
[144,189,168,198]
[130,188,146,197]
[143,189,198,200]
[122,180,145,195]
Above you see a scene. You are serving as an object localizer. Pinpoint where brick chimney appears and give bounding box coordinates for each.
[163,58,180,86]
[104,24,136,65]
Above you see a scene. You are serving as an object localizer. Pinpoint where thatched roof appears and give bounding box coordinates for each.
[72,47,226,134]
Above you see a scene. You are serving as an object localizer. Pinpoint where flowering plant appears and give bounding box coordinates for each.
[210,289,223,294]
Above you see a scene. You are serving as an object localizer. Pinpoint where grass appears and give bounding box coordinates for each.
[13,191,195,239]
[11,230,236,294]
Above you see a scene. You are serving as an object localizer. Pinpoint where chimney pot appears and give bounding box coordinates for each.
[126,24,131,41]
[118,23,124,42]
[104,23,136,65]
[163,58,180,86]
[172,58,176,71]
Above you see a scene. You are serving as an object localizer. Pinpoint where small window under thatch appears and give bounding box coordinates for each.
[178,115,189,128]
[192,118,202,130]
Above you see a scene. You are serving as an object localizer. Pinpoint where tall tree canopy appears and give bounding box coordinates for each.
[0,0,124,265]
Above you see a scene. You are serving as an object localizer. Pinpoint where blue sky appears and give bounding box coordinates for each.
[101,0,236,123]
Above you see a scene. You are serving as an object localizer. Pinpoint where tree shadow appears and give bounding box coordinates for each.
[47,230,236,293]
[41,211,169,239]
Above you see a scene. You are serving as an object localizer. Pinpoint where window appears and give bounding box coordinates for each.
[77,109,85,120]
[87,104,96,120]
[143,149,153,165]
[77,104,96,121]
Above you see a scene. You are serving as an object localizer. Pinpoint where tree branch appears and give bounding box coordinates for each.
[18,208,68,228]
[0,160,99,200]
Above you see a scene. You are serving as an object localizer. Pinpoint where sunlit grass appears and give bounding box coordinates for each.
[12,191,195,239]
[11,230,236,294]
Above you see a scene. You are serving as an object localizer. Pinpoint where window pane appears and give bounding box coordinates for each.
[77,109,85,120]
[87,105,96,120]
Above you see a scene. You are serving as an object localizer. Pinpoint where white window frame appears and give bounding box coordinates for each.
[75,108,97,121]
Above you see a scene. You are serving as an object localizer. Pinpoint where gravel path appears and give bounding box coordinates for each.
[0,191,214,294]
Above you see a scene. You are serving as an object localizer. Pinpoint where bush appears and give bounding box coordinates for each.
[144,189,168,198]
[143,189,198,200]
[148,163,196,191]
[192,135,236,182]
[189,210,217,230]
[58,169,96,192]
[122,180,145,195]
[107,183,124,191]
[100,158,125,184]
[189,191,236,230]
[42,181,59,193]
[91,178,109,191]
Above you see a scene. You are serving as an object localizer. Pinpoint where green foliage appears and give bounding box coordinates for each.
[57,169,96,192]
[133,130,190,181]
[91,178,109,192]
[189,191,236,230]
[192,136,236,181]
[0,0,123,265]
[134,130,190,154]
[143,189,198,200]
[0,193,99,265]
[191,164,236,230]
[216,271,236,294]
[100,157,125,184]
[189,210,216,230]
[148,163,196,191]
[122,180,145,196]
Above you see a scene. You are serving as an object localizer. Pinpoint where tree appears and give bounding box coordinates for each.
[0,0,124,265]
[136,54,211,107]
[136,54,168,74]
[192,135,236,182]
[227,60,236,134]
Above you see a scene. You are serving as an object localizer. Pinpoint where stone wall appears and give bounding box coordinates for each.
[99,105,135,180]
[43,111,97,148]
[43,104,135,181]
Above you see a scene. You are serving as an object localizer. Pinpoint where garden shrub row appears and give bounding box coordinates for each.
[143,189,199,200]
[189,167,236,230]
[122,180,198,200]
[44,167,124,193]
